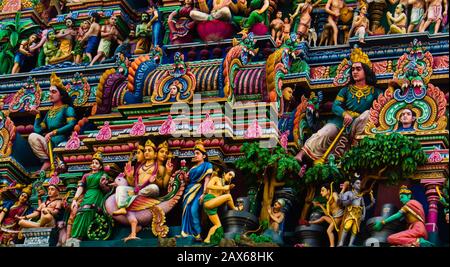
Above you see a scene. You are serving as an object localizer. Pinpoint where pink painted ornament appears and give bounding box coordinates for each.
[130,116,146,136]
[96,121,112,141]
[280,130,290,150]
[49,173,60,186]
[428,151,443,163]
[65,131,81,150]
[244,119,263,139]
[159,115,176,135]
[196,113,215,135]
[197,20,234,42]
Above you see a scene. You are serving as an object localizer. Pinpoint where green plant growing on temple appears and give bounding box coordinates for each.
[298,155,344,222]
[340,132,427,187]
[235,142,301,222]
[0,12,40,74]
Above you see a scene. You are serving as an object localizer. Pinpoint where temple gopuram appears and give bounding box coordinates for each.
[0,0,448,248]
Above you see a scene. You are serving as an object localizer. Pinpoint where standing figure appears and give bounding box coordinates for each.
[270,11,284,45]
[325,0,345,46]
[18,184,63,229]
[267,198,286,234]
[28,73,77,172]
[190,0,233,22]
[309,183,345,247]
[373,185,431,247]
[148,5,163,48]
[155,141,174,192]
[290,0,321,41]
[90,15,120,66]
[203,170,238,243]
[11,34,38,74]
[419,0,448,34]
[181,140,213,241]
[281,17,293,44]
[134,12,151,54]
[69,151,110,240]
[0,186,32,246]
[349,3,372,43]
[407,0,426,32]
[43,30,59,65]
[337,179,375,246]
[52,17,77,64]
[73,20,91,64]
[168,0,196,43]
[295,48,381,163]
[81,12,101,63]
[387,4,407,34]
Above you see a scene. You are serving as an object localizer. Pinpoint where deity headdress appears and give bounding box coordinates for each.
[50,72,66,90]
[399,185,412,195]
[194,139,206,154]
[334,46,372,86]
[145,139,156,150]
[93,150,104,164]
[21,185,33,197]
[157,140,169,151]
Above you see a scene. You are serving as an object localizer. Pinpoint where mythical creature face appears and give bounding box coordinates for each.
[351,62,366,84]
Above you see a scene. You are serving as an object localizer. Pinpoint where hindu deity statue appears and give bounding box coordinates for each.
[386,3,407,34]
[190,0,233,22]
[148,5,163,48]
[11,33,38,74]
[18,183,63,229]
[203,170,238,243]
[349,2,372,43]
[155,141,174,193]
[43,29,60,65]
[295,48,382,163]
[73,20,91,64]
[373,185,432,247]
[168,0,197,43]
[80,12,101,62]
[309,183,345,247]
[51,17,77,64]
[290,0,321,41]
[419,0,447,34]
[238,0,270,35]
[90,15,120,66]
[337,178,375,246]
[181,140,213,241]
[134,12,152,54]
[324,0,347,46]
[69,151,111,240]
[0,185,32,246]
[28,73,77,172]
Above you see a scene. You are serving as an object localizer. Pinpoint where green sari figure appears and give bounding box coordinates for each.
[69,151,110,239]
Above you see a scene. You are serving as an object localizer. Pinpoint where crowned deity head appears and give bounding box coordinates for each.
[399,185,412,204]
[157,141,169,163]
[144,139,157,161]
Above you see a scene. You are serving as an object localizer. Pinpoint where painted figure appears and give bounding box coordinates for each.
[81,12,101,62]
[73,20,91,64]
[373,185,431,247]
[295,48,382,162]
[290,0,321,41]
[407,0,426,32]
[419,0,448,34]
[155,141,174,192]
[52,17,77,64]
[28,73,77,172]
[268,198,286,234]
[309,183,345,247]
[11,34,38,74]
[270,11,284,45]
[168,0,196,43]
[0,185,32,245]
[18,184,62,228]
[325,0,346,46]
[134,12,152,54]
[43,30,59,65]
[68,151,110,240]
[337,179,375,246]
[387,4,407,34]
[349,3,372,43]
[90,15,120,66]
[181,140,213,240]
[238,0,270,35]
[190,0,233,22]
[203,170,238,243]
[148,5,163,48]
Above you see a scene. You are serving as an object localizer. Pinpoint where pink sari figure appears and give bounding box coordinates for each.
[244,119,263,138]
[65,131,81,150]
[96,121,112,141]
[130,117,146,136]
[196,113,215,135]
[159,115,176,135]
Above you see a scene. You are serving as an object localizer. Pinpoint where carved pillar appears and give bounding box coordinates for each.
[421,178,446,244]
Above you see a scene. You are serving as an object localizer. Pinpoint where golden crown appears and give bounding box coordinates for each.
[399,185,412,195]
[194,139,206,153]
[145,139,156,149]
[50,72,65,89]
[157,140,169,150]
[93,150,103,162]
[22,185,32,197]
[349,47,372,68]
